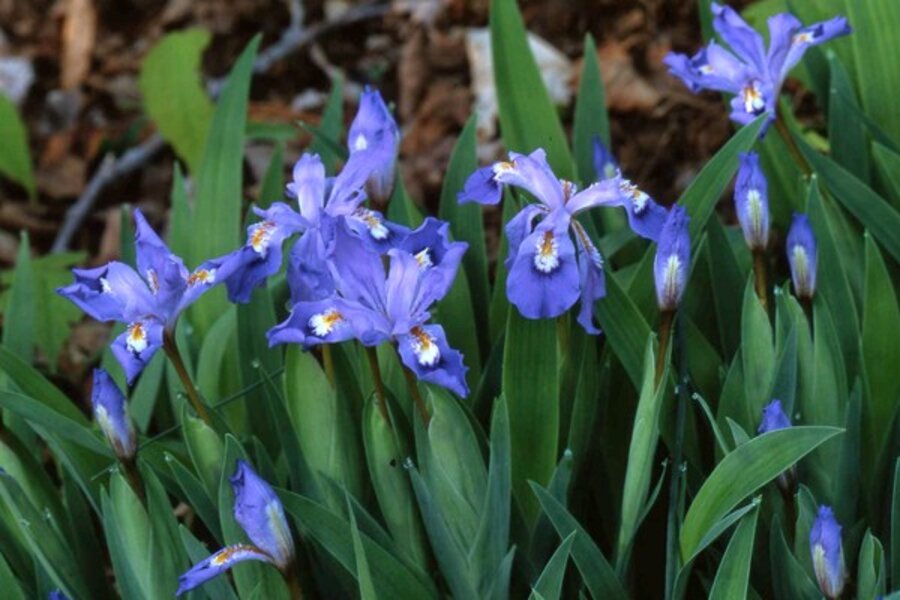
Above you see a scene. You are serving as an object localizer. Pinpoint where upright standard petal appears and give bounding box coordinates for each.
[347,87,399,203]
[757,399,791,434]
[286,153,327,224]
[91,368,136,460]
[505,211,581,320]
[593,137,618,181]
[809,506,845,600]
[329,223,388,313]
[654,206,691,312]
[396,324,469,398]
[176,544,275,596]
[286,230,336,304]
[231,460,295,569]
[133,209,188,317]
[566,177,622,216]
[734,152,770,250]
[711,2,768,75]
[397,217,468,300]
[492,149,566,209]
[111,317,164,384]
[384,249,434,334]
[786,212,817,300]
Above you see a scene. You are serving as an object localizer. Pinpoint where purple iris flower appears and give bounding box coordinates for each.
[653,206,691,312]
[734,152,769,250]
[222,101,406,305]
[786,212,817,300]
[91,368,136,461]
[268,222,470,397]
[664,3,850,129]
[757,399,790,434]
[457,148,627,333]
[810,505,845,600]
[348,87,400,204]
[57,209,229,383]
[177,460,295,596]
[592,137,668,241]
[48,591,69,600]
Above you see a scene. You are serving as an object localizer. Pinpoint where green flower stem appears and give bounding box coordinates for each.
[321,344,335,388]
[401,362,431,427]
[163,329,212,426]
[284,564,304,599]
[774,114,811,176]
[364,346,390,424]
[655,310,674,387]
[752,249,769,312]
[664,312,688,600]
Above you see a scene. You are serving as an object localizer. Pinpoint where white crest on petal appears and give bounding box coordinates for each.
[187,268,216,286]
[126,322,148,354]
[353,134,368,151]
[250,221,277,255]
[308,309,344,337]
[741,80,766,115]
[619,179,649,214]
[663,255,682,306]
[100,277,113,294]
[353,208,390,240]
[415,248,433,270]
[533,230,561,274]
[410,326,440,367]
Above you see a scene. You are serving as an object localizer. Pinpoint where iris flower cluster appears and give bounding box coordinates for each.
[665,3,851,129]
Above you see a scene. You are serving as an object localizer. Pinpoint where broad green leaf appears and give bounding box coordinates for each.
[892,459,900,586]
[740,279,774,430]
[258,142,285,208]
[0,93,35,198]
[682,115,766,239]
[615,338,667,573]
[680,426,843,559]
[362,393,428,570]
[529,532,575,600]
[0,472,89,599]
[280,489,437,599]
[436,263,482,389]
[2,233,35,362]
[708,504,759,600]
[166,453,222,542]
[827,52,870,183]
[857,530,886,600]
[139,29,214,171]
[190,35,260,335]
[503,311,558,524]
[438,115,490,358]
[845,0,900,146]
[348,492,378,600]
[595,268,652,389]
[705,218,745,358]
[309,75,345,173]
[530,482,627,600]
[769,516,820,600]
[872,141,900,209]
[490,0,573,177]
[797,133,900,263]
[0,391,112,456]
[0,553,27,600]
[0,347,88,424]
[573,33,609,184]
[862,234,900,459]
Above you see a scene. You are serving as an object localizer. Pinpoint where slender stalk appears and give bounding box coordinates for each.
[774,115,811,176]
[401,364,431,427]
[283,564,304,600]
[655,310,674,387]
[752,249,769,312]
[363,346,390,424]
[664,313,688,600]
[122,458,145,503]
[321,344,335,387]
[162,330,212,425]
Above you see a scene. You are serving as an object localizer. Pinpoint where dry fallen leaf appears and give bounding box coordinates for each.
[597,42,661,113]
[60,0,97,90]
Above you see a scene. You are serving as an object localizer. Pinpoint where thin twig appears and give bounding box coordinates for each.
[52,1,392,252]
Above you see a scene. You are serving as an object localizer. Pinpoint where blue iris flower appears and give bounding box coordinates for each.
[57,209,230,383]
[91,368,136,461]
[757,399,791,434]
[653,206,691,312]
[810,505,846,600]
[177,460,295,596]
[786,212,817,300]
[457,148,629,333]
[268,221,470,397]
[734,152,770,250]
[665,3,850,130]
[221,89,406,304]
